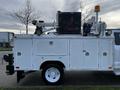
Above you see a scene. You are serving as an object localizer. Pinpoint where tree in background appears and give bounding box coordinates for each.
[11,0,40,34]
[80,0,104,23]
[80,0,95,23]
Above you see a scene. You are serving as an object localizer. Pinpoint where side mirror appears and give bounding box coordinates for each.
[106,30,112,36]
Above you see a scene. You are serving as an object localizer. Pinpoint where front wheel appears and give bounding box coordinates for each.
[42,64,64,85]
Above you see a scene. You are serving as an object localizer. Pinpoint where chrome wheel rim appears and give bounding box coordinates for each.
[45,67,60,83]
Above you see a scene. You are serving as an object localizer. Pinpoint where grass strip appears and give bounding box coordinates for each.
[2,86,120,90]
[0,48,12,51]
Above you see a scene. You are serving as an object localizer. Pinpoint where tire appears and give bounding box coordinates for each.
[42,64,64,85]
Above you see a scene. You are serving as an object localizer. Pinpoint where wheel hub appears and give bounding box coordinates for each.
[45,67,60,83]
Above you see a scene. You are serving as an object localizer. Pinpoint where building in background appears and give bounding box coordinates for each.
[0,32,14,48]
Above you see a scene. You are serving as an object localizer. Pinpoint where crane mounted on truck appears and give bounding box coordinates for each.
[3,5,120,85]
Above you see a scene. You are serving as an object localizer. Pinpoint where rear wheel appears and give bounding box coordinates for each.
[42,64,64,85]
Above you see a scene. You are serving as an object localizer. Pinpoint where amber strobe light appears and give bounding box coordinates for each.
[95,5,100,12]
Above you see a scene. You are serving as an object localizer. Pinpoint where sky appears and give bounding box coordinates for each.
[0,0,120,34]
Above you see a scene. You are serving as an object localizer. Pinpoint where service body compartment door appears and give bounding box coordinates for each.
[98,39,113,70]
[14,38,32,70]
[70,39,83,70]
[70,38,99,70]
[34,39,68,56]
[32,38,69,70]
[82,39,99,70]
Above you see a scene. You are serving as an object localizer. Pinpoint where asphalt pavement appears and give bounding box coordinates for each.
[18,71,120,86]
[0,51,17,87]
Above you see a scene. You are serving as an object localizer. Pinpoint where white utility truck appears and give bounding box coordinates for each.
[3,7,120,85]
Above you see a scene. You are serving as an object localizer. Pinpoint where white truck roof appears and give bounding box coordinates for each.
[14,34,114,39]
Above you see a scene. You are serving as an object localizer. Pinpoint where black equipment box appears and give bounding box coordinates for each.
[57,11,81,34]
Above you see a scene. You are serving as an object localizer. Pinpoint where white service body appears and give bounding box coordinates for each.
[13,34,120,75]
